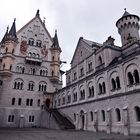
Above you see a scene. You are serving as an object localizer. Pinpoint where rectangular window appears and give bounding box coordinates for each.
[74,72,77,80]
[88,62,92,72]
[37,99,40,107]
[80,68,84,77]
[18,98,22,105]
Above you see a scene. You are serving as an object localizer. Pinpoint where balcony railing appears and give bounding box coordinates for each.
[25,56,42,65]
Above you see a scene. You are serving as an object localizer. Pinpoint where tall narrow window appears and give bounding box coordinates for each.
[116,76,121,89]
[134,70,140,83]
[134,106,140,122]
[18,98,22,105]
[111,78,116,90]
[102,82,106,93]
[11,98,15,105]
[99,83,102,94]
[98,56,102,65]
[90,111,93,121]
[37,99,40,107]
[128,72,134,85]
[116,108,121,122]
[101,110,105,122]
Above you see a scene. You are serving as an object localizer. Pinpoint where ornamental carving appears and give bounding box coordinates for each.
[20,40,28,55]
[41,45,48,56]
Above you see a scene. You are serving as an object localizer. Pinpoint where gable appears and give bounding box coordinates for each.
[71,37,101,67]
[15,16,54,60]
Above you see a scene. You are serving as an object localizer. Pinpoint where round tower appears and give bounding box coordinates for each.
[0,19,17,76]
[116,9,140,46]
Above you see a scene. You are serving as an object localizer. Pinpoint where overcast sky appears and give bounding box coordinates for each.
[0,0,140,72]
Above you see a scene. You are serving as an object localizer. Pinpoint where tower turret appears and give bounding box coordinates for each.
[116,9,140,46]
[50,30,61,83]
[0,19,17,76]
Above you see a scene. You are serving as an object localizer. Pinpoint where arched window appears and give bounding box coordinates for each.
[102,82,106,93]
[40,70,42,76]
[99,83,102,94]
[98,56,102,65]
[116,76,121,89]
[111,78,116,90]
[89,87,91,97]
[91,86,94,97]
[12,49,14,54]
[22,67,25,73]
[101,110,105,122]
[90,111,93,121]
[37,99,40,106]
[116,108,121,122]
[3,64,5,70]
[5,48,8,53]
[134,106,140,121]
[128,72,134,85]
[10,65,12,71]
[11,98,15,105]
[134,70,140,83]
[28,82,34,91]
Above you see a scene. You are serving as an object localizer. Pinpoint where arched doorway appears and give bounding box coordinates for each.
[80,110,85,130]
[46,99,50,109]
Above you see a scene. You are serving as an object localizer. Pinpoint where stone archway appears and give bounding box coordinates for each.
[46,99,50,109]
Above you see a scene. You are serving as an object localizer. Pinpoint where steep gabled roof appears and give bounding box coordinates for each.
[9,19,17,38]
[0,26,9,44]
[17,10,53,42]
[71,37,101,64]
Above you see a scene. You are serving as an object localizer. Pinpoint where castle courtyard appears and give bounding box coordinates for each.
[0,128,139,140]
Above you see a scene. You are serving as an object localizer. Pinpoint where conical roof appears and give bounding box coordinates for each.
[8,19,17,38]
[0,26,9,44]
[53,30,60,48]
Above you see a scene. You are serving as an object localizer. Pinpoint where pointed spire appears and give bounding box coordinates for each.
[36,9,40,17]
[122,8,131,17]
[8,18,17,39]
[53,29,60,48]
[0,26,9,45]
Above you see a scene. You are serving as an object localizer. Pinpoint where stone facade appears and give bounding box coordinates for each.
[0,10,62,128]
[53,10,140,135]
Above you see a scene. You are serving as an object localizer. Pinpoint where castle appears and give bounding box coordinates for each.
[0,9,140,136]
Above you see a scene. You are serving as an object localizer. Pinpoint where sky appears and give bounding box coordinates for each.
[0,0,140,83]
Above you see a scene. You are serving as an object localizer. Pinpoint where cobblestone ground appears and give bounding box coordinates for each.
[0,128,140,140]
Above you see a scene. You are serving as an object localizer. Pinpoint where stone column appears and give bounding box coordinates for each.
[94,109,98,132]
[123,106,129,136]
[106,108,111,134]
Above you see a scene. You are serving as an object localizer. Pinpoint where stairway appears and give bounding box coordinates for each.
[50,109,75,129]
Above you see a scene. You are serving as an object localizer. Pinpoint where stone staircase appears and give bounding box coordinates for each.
[50,109,75,129]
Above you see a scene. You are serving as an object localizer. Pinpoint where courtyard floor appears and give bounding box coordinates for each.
[0,128,140,140]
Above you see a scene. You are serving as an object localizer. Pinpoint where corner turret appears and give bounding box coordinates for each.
[116,9,139,46]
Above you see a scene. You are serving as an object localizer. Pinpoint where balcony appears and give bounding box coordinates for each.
[0,69,12,76]
[25,56,42,66]
[50,76,59,83]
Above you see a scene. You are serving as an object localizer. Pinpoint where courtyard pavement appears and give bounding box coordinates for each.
[0,128,140,140]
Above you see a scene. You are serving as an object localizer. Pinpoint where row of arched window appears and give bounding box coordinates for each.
[15,66,48,77]
[11,97,40,107]
[2,64,12,70]
[28,38,42,47]
[74,106,140,123]
[13,80,47,92]
[28,52,40,58]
